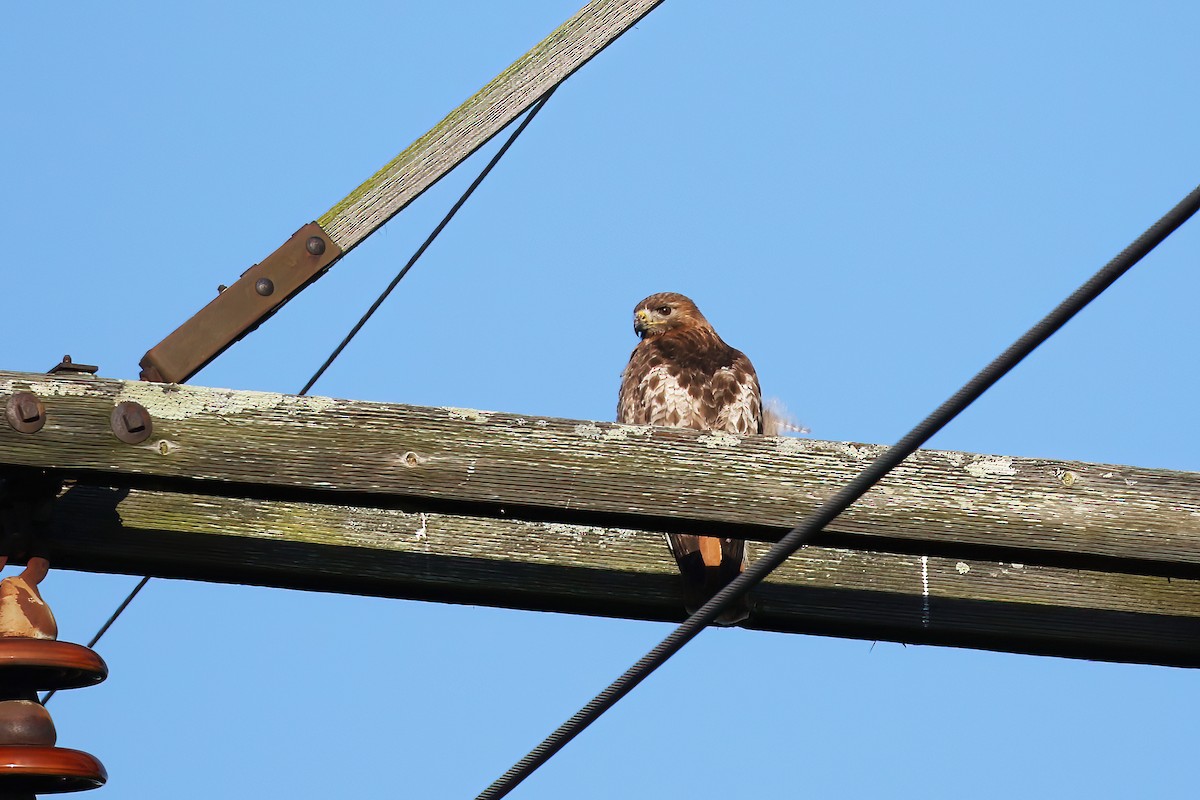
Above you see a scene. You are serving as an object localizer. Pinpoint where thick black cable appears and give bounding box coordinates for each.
[41,88,557,708]
[40,575,151,705]
[476,182,1200,800]
[298,86,557,397]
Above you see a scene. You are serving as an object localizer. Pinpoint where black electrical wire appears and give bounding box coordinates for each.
[298,85,557,396]
[476,181,1200,800]
[41,88,558,708]
[40,575,150,705]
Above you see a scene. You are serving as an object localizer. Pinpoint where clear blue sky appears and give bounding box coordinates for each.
[4,2,1199,797]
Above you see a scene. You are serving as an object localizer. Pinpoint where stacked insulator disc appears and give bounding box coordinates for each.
[0,560,107,796]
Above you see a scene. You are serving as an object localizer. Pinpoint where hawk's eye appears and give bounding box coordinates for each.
[657,306,672,315]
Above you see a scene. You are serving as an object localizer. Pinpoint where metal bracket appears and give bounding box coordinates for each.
[138,221,343,384]
[48,355,99,376]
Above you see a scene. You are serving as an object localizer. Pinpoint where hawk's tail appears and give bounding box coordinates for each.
[667,534,750,626]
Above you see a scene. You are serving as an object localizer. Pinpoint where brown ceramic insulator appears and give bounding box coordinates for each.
[0,700,55,746]
[0,640,107,693]
[0,746,106,793]
[0,560,57,641]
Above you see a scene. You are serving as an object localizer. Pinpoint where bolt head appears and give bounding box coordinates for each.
[111,401,153,444]
[16,397,39,423]
[255,278,275,297]
[305,236,326,256]
[5,393,45,434]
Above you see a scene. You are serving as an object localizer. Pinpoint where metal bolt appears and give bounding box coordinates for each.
[5,393,46,434]
[306,236,326,256]
[255,278,275,296]
[111,401,153,444]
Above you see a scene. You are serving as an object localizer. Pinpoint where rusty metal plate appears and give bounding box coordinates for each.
[138,221,342,384]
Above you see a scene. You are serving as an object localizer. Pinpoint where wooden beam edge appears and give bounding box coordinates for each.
[42,486,1200,668]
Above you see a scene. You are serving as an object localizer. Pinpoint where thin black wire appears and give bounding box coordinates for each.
[39,88,558,708]
[298,86,558,397]
[40,575,151,705]
[476,182,1200,800]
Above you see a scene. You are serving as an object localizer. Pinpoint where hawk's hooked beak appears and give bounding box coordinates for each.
[634,308,651,337]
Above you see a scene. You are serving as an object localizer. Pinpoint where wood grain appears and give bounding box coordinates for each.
[317,0,663,251]
[1,371,1196,574]
[43,485,1200,667]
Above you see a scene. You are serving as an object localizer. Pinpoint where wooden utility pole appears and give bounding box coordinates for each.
[4,370,1198,667]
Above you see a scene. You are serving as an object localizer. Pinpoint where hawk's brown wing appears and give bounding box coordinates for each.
[618,327,761,624]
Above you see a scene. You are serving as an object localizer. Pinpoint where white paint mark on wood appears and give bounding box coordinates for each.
[956,561,970,574]
[546,523,586,543]
[115,382,334,420]
[607,424,652,440]
[443,407,491,422]
[0,378,94,398]
[964,456,1016,479]
[921,555,931,626]
[415,513,428,540]
[542,523,639,550]
[576,422,653,442]
[575,423,602,440]
[774,437,808,456]
[836,443,874,460]
[699,431,740,449]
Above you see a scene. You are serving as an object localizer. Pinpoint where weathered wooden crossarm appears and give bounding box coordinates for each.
[41,485,1200,667]
[1,370,1197,570]
[2,369,1199,666]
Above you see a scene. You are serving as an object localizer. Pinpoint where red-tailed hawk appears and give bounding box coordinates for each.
[617,292,760,625]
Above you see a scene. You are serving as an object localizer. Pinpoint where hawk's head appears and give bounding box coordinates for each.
[632,292,710,339]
